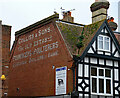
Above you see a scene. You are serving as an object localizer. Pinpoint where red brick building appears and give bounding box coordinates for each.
[0,20,11,97]
[8,0,120,97]
[9,14,74,96]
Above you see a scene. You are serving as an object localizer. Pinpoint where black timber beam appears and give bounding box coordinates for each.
[86,53,120,61]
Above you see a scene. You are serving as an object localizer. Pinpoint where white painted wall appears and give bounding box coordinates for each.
[78,64,83,77]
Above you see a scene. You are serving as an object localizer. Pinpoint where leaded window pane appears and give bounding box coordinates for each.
[91,67,113,95]
[106,79,111,94]
[92,78,97,93]
[98,35,110,51]
[91,67,112,95]
[104,37,109,50]
[91,67,97,76]
[99,69,104,76]
[99,79,104,93]
[105,69,111,77]
[98,36,103,49]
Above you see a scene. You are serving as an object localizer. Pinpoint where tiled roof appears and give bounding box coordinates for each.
[56,19,105,57]
[56,21,84,55]
[11,13,105,59]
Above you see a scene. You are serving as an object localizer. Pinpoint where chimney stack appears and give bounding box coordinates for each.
[107,17,117,31]
[90,0,110,23]
[62,11,74,23]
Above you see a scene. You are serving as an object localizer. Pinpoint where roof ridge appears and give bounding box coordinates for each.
[86,19,106,26]
[58,20,85,27]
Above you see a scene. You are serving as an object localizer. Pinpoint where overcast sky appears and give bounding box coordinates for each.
[0,0,119,47]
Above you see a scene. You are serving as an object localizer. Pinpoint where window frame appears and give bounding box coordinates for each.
[91,67,113,96]
[98,35,110,52]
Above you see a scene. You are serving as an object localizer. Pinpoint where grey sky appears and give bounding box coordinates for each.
[118,1,120,31]
[0,0,119,47]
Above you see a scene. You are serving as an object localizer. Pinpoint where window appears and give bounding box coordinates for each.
[98,35,110,51]
[91,67,113,95]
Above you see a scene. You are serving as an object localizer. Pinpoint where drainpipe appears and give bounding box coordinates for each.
[73,66,75,91]
[71,55,79,98]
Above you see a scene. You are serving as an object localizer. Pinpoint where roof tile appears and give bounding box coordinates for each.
[56,19,105,57]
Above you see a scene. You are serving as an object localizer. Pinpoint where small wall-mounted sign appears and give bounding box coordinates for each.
[56,66,67,95]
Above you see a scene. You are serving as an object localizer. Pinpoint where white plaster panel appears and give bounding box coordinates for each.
[85,94,89,96]
[105,28,108,33]
[88,47,94,53]
[90,58,97,64]
[78,86,82,91]
[106,60,112,66]
[78,79,82,84]
[79,94,83,96]
[115,83,119,87]
[101,29,104,32]
[84,57,89,63]
[78,64,83,77]
[97,51,103,54]
[92,41,96,51]
[85,80,89,84]
[105,52,110,56]
[114,51,119,57]
[115,83,119,94]
[84,65,89,77]
[85,87,89,92]
[114,69,119,81]
[112,42,116,53]
[99,59,104,65]
[114,61,118,67]
[115,90,119,94]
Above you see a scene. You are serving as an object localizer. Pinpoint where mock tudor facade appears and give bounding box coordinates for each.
[56,17,120,97]
[75,20,120,97]
[9,0,120,97]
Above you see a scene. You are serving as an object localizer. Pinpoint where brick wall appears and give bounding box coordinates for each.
[114,33,120,44]
[0,23,11,97]
[2,25,11,96]
[9,21,73,96]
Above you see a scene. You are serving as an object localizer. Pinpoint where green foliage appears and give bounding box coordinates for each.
[58,20,102,55]
[76,54,80,57]
[78,35,84,41]
[76,28,84,49]
[76,41,83,49]
[76,22,99,51]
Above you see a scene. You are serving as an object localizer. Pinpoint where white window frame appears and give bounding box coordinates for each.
[98,35,110,51]
[91,67,113,96]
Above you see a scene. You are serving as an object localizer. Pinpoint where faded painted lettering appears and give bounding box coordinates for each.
[13,26,59,67]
